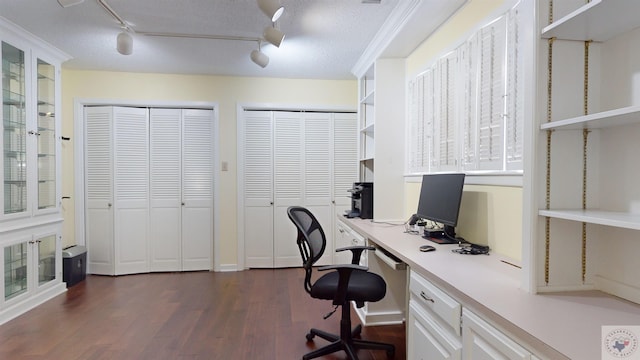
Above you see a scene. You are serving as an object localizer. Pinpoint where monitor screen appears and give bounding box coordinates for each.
[416,173,465,227]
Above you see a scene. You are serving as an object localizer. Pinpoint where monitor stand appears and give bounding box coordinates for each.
[422,225,458,244]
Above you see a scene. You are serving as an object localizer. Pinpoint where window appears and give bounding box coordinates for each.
[406,3,523,175]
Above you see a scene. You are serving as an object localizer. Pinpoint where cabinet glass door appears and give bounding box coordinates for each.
[4,242,28,300]
[2,42,27,214]
[36,59,56,210]
[37,234,56,286]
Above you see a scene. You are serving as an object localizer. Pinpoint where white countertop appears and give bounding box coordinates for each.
[340,217,640,360]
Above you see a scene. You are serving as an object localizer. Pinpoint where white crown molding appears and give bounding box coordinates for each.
[0,16,71,62]
[351,0,421,78]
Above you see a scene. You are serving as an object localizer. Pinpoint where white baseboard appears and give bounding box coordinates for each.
[216,263,240,272]
[354,304,405,326]
[0,283,67,326]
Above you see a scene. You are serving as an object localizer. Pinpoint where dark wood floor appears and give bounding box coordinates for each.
[0,268,405,359]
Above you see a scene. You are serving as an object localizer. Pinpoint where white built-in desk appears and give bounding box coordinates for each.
[340,217,640,360]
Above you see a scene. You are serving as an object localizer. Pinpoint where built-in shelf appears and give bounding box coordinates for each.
[361,123,375,133]
[539,209,640,230]
[541,0,640,41]
[540,104,640,130]
[361,90,375,105]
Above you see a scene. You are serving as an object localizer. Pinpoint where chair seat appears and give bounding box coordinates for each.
[310,269,386,303]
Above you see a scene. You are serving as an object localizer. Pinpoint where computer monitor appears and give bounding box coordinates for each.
[416,173,465,243]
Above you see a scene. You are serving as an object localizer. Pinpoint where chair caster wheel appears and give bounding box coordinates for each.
[305,333,315,342]
[386,349,395,358]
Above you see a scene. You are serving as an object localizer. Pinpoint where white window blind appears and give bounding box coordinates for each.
[506,4,524,170]
[405,3,523,175]
[477,15,507,171]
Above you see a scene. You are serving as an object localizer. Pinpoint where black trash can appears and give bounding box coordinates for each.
[62,245,87,287]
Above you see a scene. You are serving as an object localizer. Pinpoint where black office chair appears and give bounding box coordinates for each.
[287,206,395,360]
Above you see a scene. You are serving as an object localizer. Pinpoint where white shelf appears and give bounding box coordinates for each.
[361,90,375,105]
[539,209,640,230]
[360,123,375,134]
[540,104,640,130]
[541,0,640,41]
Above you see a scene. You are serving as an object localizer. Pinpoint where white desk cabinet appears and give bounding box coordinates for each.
[408,270,462,360]
[462,309,532,360]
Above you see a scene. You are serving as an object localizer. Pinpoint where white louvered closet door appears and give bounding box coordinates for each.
[273,111,304,267]
[243,111,274,268]
[149,108,182,272]
[181,109,214,271]
[302,112,332,266]
[333,113,358,209]
[84,106,115,275]
[113,106,149,275]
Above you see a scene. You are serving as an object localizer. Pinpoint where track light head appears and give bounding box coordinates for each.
[57,0,85,8]
[257,0,284,22]
[117,31,133,55]
[263,26,285,48]
[250,49,269,68]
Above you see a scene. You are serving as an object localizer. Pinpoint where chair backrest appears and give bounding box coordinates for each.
[287,206,327,293]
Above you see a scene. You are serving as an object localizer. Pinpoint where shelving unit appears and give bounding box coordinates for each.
[359,64,375,182]
[534,0,640,304]
[1,17,68,324]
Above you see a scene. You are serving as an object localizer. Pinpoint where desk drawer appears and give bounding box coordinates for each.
[410,270,461,335]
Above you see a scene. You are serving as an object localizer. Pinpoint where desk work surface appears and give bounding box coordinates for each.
[340,217,640,360]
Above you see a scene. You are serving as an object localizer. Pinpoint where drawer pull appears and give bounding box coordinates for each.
[420,291,435,303]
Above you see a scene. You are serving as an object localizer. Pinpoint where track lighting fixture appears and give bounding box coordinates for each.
[57,0,85,8]
[257,0,284,22]
[263,26,285,48]
[250,41,269,68]
[117,31,133,55]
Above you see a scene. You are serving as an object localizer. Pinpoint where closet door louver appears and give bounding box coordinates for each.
[113,106,149,275]
[181,109,214,270]
[302,112,332,266]
[149,108,182,271]
[84,106,114,275]
[273,111,304,267]
[332,112,358,206]
[243,111,274,268]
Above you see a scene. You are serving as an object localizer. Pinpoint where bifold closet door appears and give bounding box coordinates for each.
[243,111,274,268]
[149,108,182,272]
[149,108,214,272]
[85,106,149,275]
[85,106,115,275]
[181,109,214,271]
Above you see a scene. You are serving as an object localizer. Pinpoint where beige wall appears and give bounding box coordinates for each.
[402,0,523,261]
[61,69,357,268]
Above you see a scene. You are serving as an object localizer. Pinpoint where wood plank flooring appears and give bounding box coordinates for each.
[0,268,405,359]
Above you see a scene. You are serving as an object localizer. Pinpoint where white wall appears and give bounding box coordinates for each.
[61,69,357,268]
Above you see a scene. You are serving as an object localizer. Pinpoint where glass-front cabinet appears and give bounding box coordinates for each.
[1,18,68,324]
[2,41,60,217]
[3,233,59,304]
[36,59,56,210]
[2,41,27,215]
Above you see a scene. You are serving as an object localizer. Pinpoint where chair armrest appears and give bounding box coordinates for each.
[318,263,368,272]
[335,245,375,265]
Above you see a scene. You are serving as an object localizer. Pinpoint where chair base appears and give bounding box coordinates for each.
[302,306,395,360]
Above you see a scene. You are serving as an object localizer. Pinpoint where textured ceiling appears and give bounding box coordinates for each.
[0,0,401,79]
